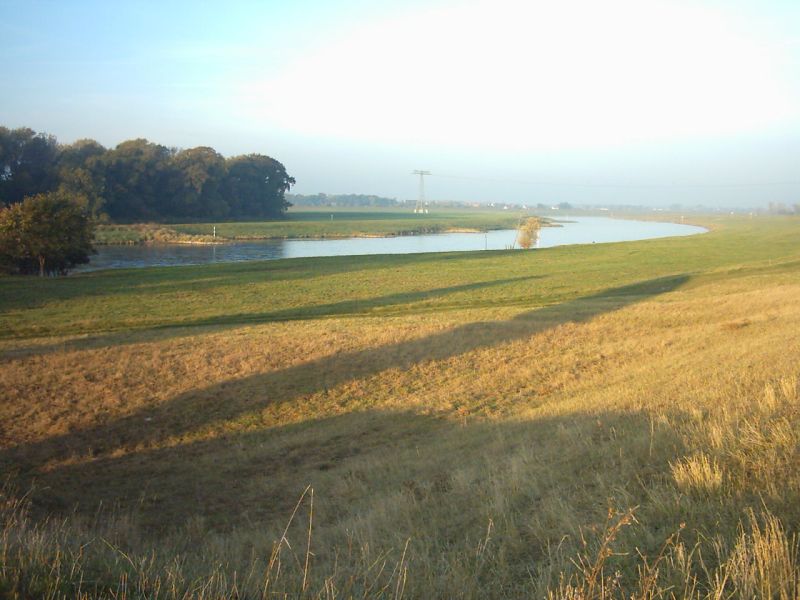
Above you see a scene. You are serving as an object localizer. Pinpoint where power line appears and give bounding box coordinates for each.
[412,169,431,212]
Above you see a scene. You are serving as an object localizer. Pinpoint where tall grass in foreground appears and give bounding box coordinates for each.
[549,509,800,600]
[0,483,411,600]
[2,493,798,599]
[3,218,800,598]
[3,376,799,599]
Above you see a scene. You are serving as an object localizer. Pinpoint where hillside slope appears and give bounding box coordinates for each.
[1,216,799,598]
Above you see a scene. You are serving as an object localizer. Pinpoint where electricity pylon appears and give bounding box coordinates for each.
[412,170,431,213]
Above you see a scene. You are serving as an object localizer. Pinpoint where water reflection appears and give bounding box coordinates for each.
[80,217,705,272]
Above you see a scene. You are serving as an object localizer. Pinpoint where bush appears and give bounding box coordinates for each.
[0,192,95,276]
[517,217,541,249]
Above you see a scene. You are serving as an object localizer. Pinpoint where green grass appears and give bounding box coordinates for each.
[93,223,217,245]
[2,216,795,340]
[94,207,529,244]
[2,215,800,598]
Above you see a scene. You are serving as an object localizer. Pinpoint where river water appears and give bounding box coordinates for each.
[80,216,706,271]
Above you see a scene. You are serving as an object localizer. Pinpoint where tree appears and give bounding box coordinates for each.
[99,139,176,221]
[0,192,95,276]
[224,154,295,218]
[169,146,228,219]
[0,127,60,205]
[1,125,297,222]
[56,139,108,218]
[516,217,541,249]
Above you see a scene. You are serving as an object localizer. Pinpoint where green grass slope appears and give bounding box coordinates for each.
[1,215,799,598]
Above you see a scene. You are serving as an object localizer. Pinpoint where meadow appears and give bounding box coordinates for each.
[1,215,800,598]
[94,207,526,245]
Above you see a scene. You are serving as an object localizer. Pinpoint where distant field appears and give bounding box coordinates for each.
[2,215,800,598]
[94,207,528,244]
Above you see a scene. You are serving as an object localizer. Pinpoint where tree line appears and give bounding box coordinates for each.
[288,193,398,207]
[0,126,295,222]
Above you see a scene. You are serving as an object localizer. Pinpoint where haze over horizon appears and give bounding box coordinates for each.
[3,0,800,208]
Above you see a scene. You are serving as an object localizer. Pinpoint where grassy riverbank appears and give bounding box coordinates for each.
[94,207,529,245]
[2,215,800,598]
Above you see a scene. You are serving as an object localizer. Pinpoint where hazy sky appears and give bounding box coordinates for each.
[3,0,800,207]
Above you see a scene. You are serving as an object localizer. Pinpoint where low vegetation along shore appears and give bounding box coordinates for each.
[94,208,532,245]
[1,215,800,598]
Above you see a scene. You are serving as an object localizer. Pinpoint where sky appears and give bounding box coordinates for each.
[2,0,800,208]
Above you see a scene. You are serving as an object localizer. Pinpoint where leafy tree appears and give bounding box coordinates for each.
[225,154,295,218]
[56,139,108,218]
[0,125,297,222]
[0,192,95,276]
[99,139,176,221]
[0,127,60,205]
[170,146,228,218]
[516,217,541,249]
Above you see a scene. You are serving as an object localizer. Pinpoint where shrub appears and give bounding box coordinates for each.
[0,192,95,276]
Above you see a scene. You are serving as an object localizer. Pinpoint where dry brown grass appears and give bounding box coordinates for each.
[2,220,800,597]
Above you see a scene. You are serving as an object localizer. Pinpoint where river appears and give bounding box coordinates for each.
[79,216,706,271]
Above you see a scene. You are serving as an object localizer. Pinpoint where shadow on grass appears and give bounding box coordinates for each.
[0,248,519,313]
[2,274,689,498]
[7,401,800,597]
[0,275,542,361]
[17,407,677,534]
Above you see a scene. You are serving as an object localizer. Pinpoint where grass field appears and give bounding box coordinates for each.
[1,215,800,598]
[94,207,527,244]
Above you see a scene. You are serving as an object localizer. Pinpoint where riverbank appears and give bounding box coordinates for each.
[94,223,219,245]
[93,209,540,245]
[3,215,799,597]
[82,217,704,272]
